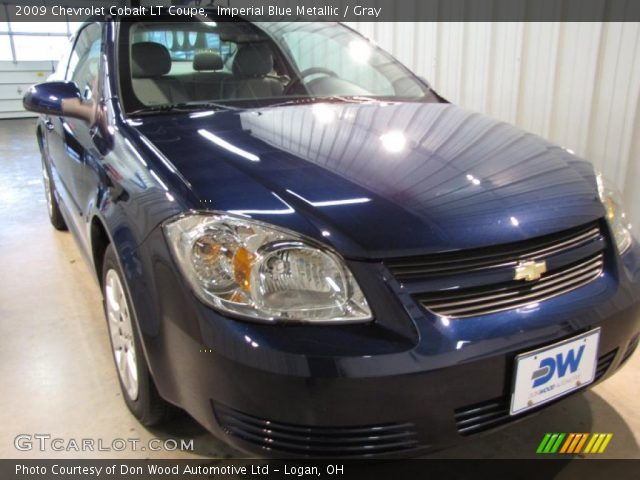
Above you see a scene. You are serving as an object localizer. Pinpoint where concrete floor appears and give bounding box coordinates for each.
[0,118,638,460]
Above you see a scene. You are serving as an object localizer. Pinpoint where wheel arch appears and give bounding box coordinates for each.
[90,214,111,287]
[88,212,169,397]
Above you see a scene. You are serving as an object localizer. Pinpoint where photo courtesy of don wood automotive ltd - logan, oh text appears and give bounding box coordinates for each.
[1,0,640,479]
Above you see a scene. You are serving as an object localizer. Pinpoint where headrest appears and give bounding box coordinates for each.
[193,51,223,71]
[131,42,171,78]
[232,43,273,78]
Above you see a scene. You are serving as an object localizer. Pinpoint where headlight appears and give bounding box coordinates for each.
[163,213,372,323]
[596,173,633,254]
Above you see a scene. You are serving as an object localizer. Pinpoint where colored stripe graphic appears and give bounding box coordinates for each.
[550,433,565,453]
[537,433,552,453]
[598,434,613,453]
[574,433,589,453]
[559,433,575,453]
[537,433,566,453]
[544,433,559,453]
[584,434,599,453]
[538,433,613,454]
[567,433,584,453]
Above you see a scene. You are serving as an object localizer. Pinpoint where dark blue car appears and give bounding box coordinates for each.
[23,15,640,457]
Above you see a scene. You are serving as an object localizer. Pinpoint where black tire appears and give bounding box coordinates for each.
[41,154,67,231]
[102,244,174,426]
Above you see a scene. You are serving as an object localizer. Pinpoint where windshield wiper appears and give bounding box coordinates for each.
[128,102,243,117]
[265,95,382,109]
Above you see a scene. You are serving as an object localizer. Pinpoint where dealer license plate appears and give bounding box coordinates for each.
[510,328,600,415]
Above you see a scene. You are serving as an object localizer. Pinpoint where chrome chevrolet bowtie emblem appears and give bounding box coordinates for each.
[514,260,547,282]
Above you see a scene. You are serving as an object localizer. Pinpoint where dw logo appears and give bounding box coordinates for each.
[531,345,585,388]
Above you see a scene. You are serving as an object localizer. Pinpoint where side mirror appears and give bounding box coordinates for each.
[23,81,94,123]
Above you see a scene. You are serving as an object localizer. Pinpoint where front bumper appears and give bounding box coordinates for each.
[198,311,639,458]
[127,229,640,458]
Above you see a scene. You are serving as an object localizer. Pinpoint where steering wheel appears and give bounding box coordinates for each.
[283,67,339,95]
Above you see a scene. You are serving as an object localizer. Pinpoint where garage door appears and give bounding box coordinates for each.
[0,61,55,119]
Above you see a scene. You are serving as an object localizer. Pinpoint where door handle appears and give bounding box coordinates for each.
[44,117,54,131]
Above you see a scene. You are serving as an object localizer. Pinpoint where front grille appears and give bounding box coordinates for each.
[455,348,617,436]
[213,403,422,457]
[385,220,606,319]
[418,253,604,318]
[386,221,601,280]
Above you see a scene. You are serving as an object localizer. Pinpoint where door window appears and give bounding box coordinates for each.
[66,23,102,101]
[48,37,75,81]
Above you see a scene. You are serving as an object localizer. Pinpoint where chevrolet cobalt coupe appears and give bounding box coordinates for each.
[24,16,640,457]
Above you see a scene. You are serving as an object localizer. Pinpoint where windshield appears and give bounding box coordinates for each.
[118,19,436,113]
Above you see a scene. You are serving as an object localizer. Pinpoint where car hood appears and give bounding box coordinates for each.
[134,102,603,259]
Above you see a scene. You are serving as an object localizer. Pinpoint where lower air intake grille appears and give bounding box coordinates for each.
[454,398,511,436]
[620,335,639,365]
[213,403,422,457]
[418,253,603,318]
[594,348,617,380]
[455,348,617,436]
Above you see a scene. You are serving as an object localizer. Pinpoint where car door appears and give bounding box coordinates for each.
[48,22,103,235]
[43,34,76,213]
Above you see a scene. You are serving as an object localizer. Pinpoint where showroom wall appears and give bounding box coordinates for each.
[347,22,640,233]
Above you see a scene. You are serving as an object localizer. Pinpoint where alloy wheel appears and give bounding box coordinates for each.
[105,269,139,401]
[41,161,53,218]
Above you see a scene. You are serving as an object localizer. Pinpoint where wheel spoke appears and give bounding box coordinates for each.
[118,351,129,382]
[125,349,138,398]
[105,282,120,313]
[113,347,122,365]
[107,312,121,347]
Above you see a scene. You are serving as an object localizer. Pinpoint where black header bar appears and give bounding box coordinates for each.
[2,0,640,22]
[3,458,640,480]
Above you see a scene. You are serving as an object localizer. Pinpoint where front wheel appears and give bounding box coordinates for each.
[41,156,67,231]
[102,244,173,426]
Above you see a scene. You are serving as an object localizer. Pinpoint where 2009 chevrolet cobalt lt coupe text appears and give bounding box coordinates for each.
[23,15,640,457]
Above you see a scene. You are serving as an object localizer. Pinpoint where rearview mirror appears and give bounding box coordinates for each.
[23,81,94,123]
